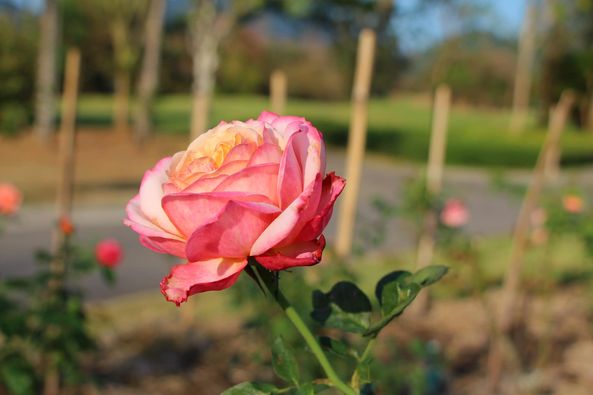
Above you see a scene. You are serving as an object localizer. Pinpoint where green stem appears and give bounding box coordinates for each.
[360,338,376,362]
[257,268,357,395]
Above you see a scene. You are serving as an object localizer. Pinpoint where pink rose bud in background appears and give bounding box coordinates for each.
[95,239,123,268]
[440,199,469,228]
[124,112,345,305]
[562,195,583,214]
[0,183,22,216]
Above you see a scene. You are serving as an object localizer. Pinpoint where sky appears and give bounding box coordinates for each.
[12,0,527,53]
[395,0,526,53]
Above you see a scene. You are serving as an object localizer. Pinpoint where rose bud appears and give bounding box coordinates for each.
[0,183,22,216]
[562,195,584,214]
[124,112,345,305]
[440,199,469,228]
[95,239,123,268]
[58,216,75,236]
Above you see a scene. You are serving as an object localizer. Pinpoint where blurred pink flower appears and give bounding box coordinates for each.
[124,112,345,305]
[562,195,583,214]
[440,199,469,228]
[95,239,123,268]
[0,183,22,216]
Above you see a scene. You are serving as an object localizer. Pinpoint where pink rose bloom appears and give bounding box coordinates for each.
[440,199,469,228]
[562,195,583,214]
[0,183,22,216]
[124,112,345,305]
[95,239,123,268]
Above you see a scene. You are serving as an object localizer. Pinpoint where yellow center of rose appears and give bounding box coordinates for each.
[168,129,262,189]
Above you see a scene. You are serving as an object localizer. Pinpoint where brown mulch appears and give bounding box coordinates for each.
[0,129,187,202]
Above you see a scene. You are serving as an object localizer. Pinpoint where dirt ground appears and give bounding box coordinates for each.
[0,129,187,202]
[85,285,593,395]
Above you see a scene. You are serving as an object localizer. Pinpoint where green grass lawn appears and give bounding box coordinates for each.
[76,93,593,168]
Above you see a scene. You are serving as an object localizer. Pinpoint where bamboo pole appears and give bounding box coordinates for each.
[334,29,376,258]
[55,48,81,235]
[544,90,574,181]
[487,91,571,391]
[412,84,451,314]
[44,47,81,395]
[510,1,538,133]
[270,69,287,115]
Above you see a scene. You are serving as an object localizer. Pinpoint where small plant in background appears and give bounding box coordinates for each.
[0,209,123,395]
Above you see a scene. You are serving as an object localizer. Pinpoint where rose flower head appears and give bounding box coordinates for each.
[0,183,22,216]
[124,112,345,305]
[95,239,123,268]
[440,199,469,228]
[562,194,584,214]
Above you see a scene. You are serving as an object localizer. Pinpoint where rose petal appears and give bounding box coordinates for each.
[162,191,276,237]
[214,163,279,204]
[186,200,280,262]
[247,143,283,166]
[250,174,322,256]
[222,143,257,165]
[137,157,181,236]
[139,235,187,258]
[295,173,345,241]
[125,195,184,241]
[278,132,304,208]
[255,235,326,271]
[161,258,247,305]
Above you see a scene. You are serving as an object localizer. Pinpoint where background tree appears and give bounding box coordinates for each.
[134,0,166,142]
[34,0,58,142]
[188,0,261,139]
[98,0,145,135]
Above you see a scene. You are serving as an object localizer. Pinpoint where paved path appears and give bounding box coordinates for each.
[1,150,591,300]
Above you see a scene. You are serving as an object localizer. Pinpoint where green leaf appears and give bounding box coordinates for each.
[293,382,315,395]
[325,304,370,333]
[360,383,375,395]
[319,336,356,359]
[410,266,449,287]
[311,282,372,333]
[222,382,279,395]
[375,271,411,303]
[272,336,300,385]
[328,282,372,313]
[0,362,36,395]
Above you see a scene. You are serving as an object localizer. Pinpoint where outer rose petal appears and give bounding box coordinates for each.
[137,157,181,236]
[161,258,247,305]
[255,235,326,271]
[186,200,280,262]
[250,174,322,256]
[277,131,304,208]
[295,173,345,242]
[139,235,187,258]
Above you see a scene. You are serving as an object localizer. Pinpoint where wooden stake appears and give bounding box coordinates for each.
[544,90,574,181]
[45,47,81,395]
[270,69,287,115]
[488,90,571,390]
[56,48,81,227]
[510,1,538,133]
[413,84,451,314]
[334,29,376,258]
